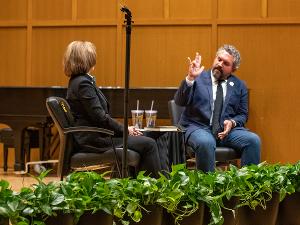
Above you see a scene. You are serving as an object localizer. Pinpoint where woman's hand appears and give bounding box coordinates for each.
[128,126,143,136]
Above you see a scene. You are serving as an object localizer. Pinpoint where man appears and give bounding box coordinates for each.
[174,44,260,172]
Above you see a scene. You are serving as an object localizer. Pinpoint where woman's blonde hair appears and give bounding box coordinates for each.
[63,41,97,77]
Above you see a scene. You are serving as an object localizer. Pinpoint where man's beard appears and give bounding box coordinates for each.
[212,67,224,81]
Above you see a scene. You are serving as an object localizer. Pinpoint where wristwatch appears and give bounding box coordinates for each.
[230,119,236,128]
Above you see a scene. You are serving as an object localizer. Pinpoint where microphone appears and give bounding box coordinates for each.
[120,5,132,17]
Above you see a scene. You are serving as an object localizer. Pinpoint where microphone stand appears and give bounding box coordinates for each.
[120,6,132,178]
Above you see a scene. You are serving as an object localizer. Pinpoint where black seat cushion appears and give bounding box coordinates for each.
[70,148,140,168]
[186,146,241,162]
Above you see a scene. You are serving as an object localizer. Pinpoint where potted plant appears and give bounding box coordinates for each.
[0,179,12,225]
[16,170,69,225]
[157,164,203,225]
[3,161,300,225]
[62,171,115,225]
[276,161,300,225]
[232,163,296,225]
[200,167,237,225]
[108,176,144,225]
[123,171,164,225]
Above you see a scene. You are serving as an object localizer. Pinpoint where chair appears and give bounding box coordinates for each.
[168,100,241,169]
[0,128,14,171]
[46,97,140,180]
[0,127,42,172]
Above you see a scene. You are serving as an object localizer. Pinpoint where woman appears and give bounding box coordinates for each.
[63,41,161,177]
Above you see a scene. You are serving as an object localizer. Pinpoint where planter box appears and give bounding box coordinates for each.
[276,192,300,225]
[0,217,9,225]
[203,197,239,225]
[30,210,112,225]
[137,205,163,225]
[162,203,204,225]
[77,211,113,225]
[44,213,73,225]
[116,205,163,225]
[29,212,73,225]
[222,197,239,225]
[236,192,280,225]
[179,203,204,225]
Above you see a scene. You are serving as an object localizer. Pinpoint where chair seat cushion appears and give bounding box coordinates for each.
[186,146,241,162]
[70,148,140,168]
[215,147,241,162]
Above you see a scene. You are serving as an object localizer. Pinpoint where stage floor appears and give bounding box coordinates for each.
[0,168,60,191]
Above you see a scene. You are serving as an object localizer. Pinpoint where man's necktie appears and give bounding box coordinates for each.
[212,81,223,137]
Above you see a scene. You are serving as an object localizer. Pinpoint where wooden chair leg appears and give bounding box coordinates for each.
[22,129,31,172]
[3,145,8,172]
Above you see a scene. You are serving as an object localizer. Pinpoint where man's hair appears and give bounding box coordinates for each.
[216,44,241,70]
[63,41,97,77]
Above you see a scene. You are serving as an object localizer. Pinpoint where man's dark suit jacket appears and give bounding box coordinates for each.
[174,70,248,139]
[66,73,124,151]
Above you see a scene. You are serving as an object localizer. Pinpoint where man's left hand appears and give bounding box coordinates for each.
[218,120,233,140]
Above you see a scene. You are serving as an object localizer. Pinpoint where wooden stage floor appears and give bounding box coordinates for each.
[0,168,60,191]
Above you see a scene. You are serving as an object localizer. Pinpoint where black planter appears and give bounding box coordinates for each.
[28,212,74,225]
[43,212,74,225]
[0,217,9,225]
[276,192,300,225]
[137,205,163,225]
[179,203,204,225]
[30,210,112,225]
[203,197,239,225]
[222,197,239,225]
[115,205,163,225]
[77,211,113,225]
[162,203,204,225]
[236,192,280,225]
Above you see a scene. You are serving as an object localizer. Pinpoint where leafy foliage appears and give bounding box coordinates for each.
[1,162,300,225]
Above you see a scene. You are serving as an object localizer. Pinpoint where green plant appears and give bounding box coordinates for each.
[156,164,200,224]
[16,170,65,225]
[0,179,15,222]
[61,171,113,223]
[229,163,274,209]
[189,167,236,225]
[2,162,300,225]
[279,161,300,194]
[228,162,299,212]
[131,171,161,206]
[107,176,143,225]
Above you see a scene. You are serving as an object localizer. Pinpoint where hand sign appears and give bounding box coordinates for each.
[187,52,205,81]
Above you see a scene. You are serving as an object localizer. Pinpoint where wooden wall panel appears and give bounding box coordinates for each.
[218,25,300,90]
[77,0,117,20]
[124,0,164,19]
[218,25,300,163]
[128,26,212,87]
[0,0,27,21]
[268,0,300,18]
[0,28,27,86]
[32,0,72,20]
[31,27,117,86]
[218,0,262,18]
[169,0,212,19]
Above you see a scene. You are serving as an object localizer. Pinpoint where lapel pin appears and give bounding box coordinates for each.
[229,82,234,86]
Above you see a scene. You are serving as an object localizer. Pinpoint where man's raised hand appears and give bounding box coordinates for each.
[187,52,205,81]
